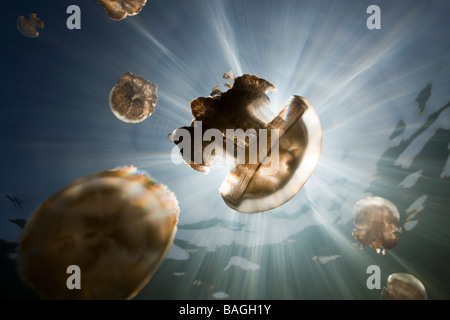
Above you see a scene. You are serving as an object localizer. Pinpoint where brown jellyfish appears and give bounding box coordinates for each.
[223,70,234,89]
[210,85,222,97]
[382,273,427,300]
[223,70,234,80]
[17,13,44,38]
[170,73,322,213]
[352,196,400,254]
[109,72,158,123]
[97,0,147,21]
[18,166,179,300]
[224,82,234,89]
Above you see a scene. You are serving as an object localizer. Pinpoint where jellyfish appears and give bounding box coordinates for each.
[109,72,158,123]
[352,196,400,254]
[382,273,427,300]
[18,166,179,300]
[17,13,44,38]
[223,70,234,80]
[224,82,233,89]
[210,85,222,97]
[223,71,234,89]
[170,73,322,213]
[97,0,147,21]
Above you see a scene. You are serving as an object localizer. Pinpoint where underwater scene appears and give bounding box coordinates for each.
[0,0,449,300]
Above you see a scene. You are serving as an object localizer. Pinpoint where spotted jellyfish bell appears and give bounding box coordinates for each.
[97,0,147,21]
[109,72,158,123]
[17,13,44,38]
[170,74,322,213]
[352,196,400,254]
[382,273,427,300]
[18,166,179,300]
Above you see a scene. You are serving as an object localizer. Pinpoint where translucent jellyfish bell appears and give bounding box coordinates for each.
[382,273,427,300]
[109,72,158,123]
[352,196,400,254]
[18,166,179,300]
[97,0,147,20]
[17,13,44,38]
[170,74,322,213]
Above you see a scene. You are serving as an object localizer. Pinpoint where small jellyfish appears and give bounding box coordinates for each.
[382,273,427,300]
[18,166,179,300]
[17,13,44,38]
[224,82,234,89]
[223,70,234,80]
[210,85,222,97]
[109,72,158,123]
[170,73,322,213]
[97,0,147,21]
[352,196,400,254]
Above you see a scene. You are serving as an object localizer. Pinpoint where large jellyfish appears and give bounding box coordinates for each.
[170,73,322,213]
[109,72,158,123]
[352,196,400,254]
[17,13,44,38]
[382,273,427,300]
[18,166,179,300]
[97,0,147,21]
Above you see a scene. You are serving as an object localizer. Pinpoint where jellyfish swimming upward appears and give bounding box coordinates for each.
[170,73,322,213]
[18,166,179,300]
[109,72,158,123]
[17,13,44,38]
[352,196,400,254]
[97,0,147,21]
[382,273,427,300]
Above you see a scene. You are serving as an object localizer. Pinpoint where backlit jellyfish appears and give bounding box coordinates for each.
[210,85,221,97]
[18,166,179,300]
[382,273,427,300]
[97,0,147,21]
[17,13,44,38]
[170,73,322,213]
[109,72,158,123]
[352,196,400,254]
[223,70,234,80]
[224,82,233,89]
[223,70,234,89]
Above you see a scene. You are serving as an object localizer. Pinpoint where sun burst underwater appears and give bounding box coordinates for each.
[0,0,450,299]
